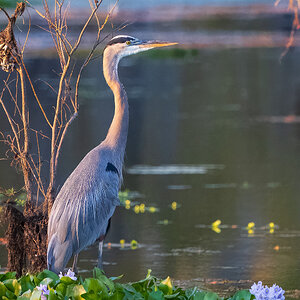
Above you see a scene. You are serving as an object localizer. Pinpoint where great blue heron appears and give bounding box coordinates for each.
[47,35,176,273]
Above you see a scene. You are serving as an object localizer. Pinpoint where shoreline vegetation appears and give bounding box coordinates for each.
[0,268,257,300]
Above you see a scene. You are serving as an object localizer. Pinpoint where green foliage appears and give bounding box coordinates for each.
[0,268,253,300]
[0,0,18,8]
[0,187,27,207]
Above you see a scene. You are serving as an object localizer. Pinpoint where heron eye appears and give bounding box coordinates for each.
[126,41,131,45]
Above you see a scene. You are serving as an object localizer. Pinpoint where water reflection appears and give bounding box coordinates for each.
[0,46,300,295]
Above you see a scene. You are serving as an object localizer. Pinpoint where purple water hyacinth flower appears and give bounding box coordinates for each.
[250,282,285,300]
[59,269,77,281]
[37,284,50,300]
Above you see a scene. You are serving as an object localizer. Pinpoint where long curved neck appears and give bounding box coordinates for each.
[102,51,129,160]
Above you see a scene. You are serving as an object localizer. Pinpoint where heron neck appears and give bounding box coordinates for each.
[103,54,129,160]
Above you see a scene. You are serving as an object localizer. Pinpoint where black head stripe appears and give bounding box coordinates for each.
[107,36,136,46]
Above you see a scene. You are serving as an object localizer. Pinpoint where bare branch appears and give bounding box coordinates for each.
[20,59,53,128]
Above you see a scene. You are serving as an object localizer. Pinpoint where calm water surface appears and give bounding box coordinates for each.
[1,46,300,297]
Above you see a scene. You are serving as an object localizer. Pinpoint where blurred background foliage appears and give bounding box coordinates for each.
[0,1,18,8]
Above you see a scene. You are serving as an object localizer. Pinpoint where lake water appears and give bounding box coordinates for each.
[0,5,300,299]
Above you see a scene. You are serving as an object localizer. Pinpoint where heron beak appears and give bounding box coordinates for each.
[139,41,178,49]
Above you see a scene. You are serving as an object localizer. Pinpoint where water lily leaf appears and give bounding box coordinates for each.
[203,292,219,300]
[48,288,59,300]
[18,275,35,293]
[122,284,137,293]
[36,270,59,284]
[17,289,32,299]
[148,289,164,300]
[71,284,86,300]
[30,290,41,300]
[123,288,144,300]
[92,268,115,292]
[5,288,17,299]
[0,282,7,298]
[3,279,21,296]
[81,290,102,300]
[192,291,206,300]
[60,276,76,284]
[83,278,108,297]
[0,272,16,281]
[55,283,66,297]
[231,290,252,300]
[39,277,53,287]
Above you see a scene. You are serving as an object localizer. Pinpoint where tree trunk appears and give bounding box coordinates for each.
[5,205,48,277]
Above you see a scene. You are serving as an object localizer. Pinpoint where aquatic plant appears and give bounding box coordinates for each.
[0,268,257,300]
[249,281,285,300]
[58,269,77,281]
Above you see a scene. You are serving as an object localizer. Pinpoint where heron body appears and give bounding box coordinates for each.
[47,35,176,273]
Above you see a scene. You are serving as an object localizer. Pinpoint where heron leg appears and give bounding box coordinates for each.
[97,240,104,270]
[72,254,78,274]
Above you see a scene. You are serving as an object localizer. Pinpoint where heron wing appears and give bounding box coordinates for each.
[48,149,120,252]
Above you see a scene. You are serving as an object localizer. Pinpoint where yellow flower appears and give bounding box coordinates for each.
[125,199,131,210]
[246,222,255,230]
[149,206,157,213]
[134,205,140,214]
[140,203,145,213]
[171,202,177,210]
[212,219,221,227]
[248,229,254,236]
[269,222,275,228]
[120,239,125,248]
[212,226,221,234]
[269,228,274,234]
[130,240,138,250]
[161,276,172,289]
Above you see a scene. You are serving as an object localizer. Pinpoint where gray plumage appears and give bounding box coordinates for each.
[47,35,177,273]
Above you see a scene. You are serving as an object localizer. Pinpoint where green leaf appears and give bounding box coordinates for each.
[17,289,32,299]
[39,277,53,287]
[30,290,42,300]
[231,290,252,300]
[5,289,17,299]
[109,286,125,300]
[18,275,35,293]
[148,289,164,300]
[60,276,77,285]
[55,282,66,297]
[190,291,206,300]
[3,279,21,296]
[36,270,59,284]
[165,292,181,299]
[48,288,59,300]
[110,275,123,281]
[83,278,109,297]
[92,268,115,293]
[0,272,17,281]
[203,292,220,300]
[158,283,171,295]
[0,282,7,298]
[122,284,137,294]
[81,291,101,300]
[71,284,86,300]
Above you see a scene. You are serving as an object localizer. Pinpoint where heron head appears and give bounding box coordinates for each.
[103,35,177,60]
